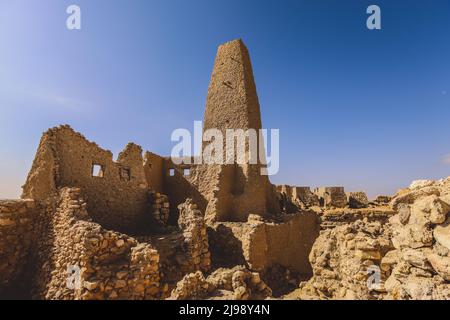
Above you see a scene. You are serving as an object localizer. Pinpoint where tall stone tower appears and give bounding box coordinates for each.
[203,39,263,138]
[196,39,280,222]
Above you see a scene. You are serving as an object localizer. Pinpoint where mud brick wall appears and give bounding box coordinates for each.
[143,151,165,193]
[22,125,154,232]
[208,211,320,277]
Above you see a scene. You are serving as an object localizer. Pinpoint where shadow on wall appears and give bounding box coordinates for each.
[161,161,208,226]
[207,224,247,269]
[205,211,321,288]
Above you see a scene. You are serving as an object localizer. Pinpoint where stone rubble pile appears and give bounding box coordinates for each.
[373,195,392,205]
[297,219,392,299]
[381,178,450,299]
[294,177,450,300]
[168,265,272,300]
[318,207,395,230]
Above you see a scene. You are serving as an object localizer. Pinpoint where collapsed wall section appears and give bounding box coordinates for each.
[135,198,211,292]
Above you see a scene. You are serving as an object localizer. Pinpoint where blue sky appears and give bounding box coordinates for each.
[1,0,450,198]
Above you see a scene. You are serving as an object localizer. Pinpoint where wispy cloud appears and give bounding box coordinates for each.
[441,154,450,165]
[36,93,94,111]
[0,85,95,112]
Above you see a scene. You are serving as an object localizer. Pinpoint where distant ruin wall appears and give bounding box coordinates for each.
[315,187,348,208]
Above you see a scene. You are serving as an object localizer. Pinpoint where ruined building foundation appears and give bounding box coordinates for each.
[2,39,442,300]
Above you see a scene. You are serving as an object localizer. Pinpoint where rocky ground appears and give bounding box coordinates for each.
[284,178,450,300]
[2,177,450,300]
[173,177,450,300]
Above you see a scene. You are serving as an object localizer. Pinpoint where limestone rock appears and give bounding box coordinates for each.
[409,180,435,190]
[381,250,399,272]
[390,187,441,210]
[391,223,434,249]
[434,219,450,251]
[413,195,450,225]
[401,248,431,270]
[298,220,392,300]
[427,254,450,281]
[168,266,271,300]
[348,192,369,209]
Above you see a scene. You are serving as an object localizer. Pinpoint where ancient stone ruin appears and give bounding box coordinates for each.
[1,39,449,300]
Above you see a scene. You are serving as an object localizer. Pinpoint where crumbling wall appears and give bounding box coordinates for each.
[134,199,211,293]
[0,200,37,297]
[21,131,58,200]
[117,142,148,188]
[293,187,320,207]
[208,211,320,276]
[315,187,348,208]
[277,185,299,213]
[32,188,161,300]
[22,125,154,232]
[177,199,211,272]
[149,191,170,226]
[144,151,165,193]
[277,185,320,212]
[246,213,320,275]
[162,158,206,224]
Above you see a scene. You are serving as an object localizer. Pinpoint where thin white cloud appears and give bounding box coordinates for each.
[0,86,95,112]
[36,93,94,111]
